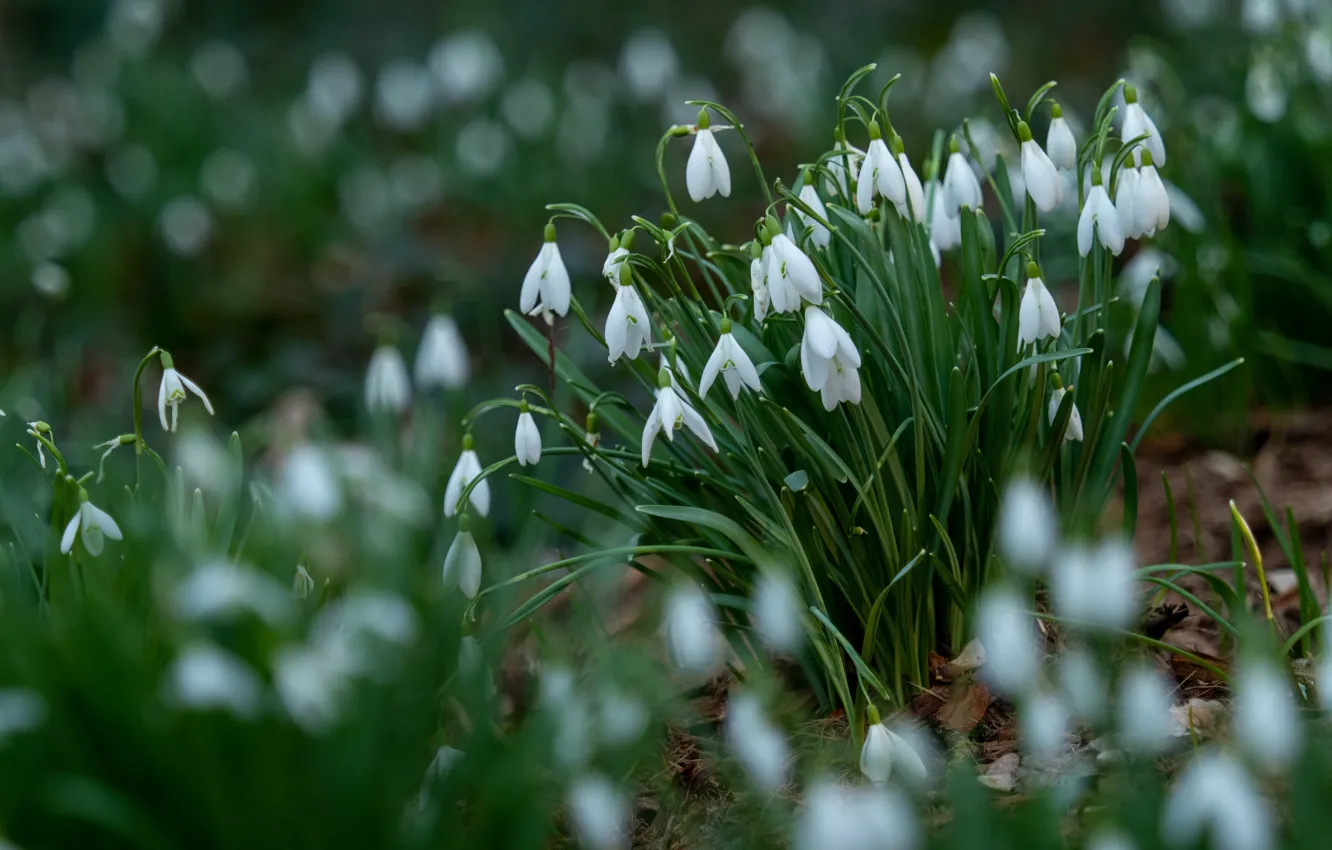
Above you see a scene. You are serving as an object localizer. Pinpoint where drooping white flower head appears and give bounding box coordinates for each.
[726,692,791,792]
[157,351,215,432]
[893,137,926,222]
[1051,537,1137,632]
[1120,83,1165,167]
[279,443,343,522]
[442,515,482,598]
[762,223,823,315]
[1019,121,1063,213]
[749,245,770,323]
[292,564,315,599]
[800,306,862,411]
[540,666,591,768]
[1020,690,1069,763]
[752,571,803,653]
[996,475,1058,573]
[1116,662,1174,755]
[1115,164,1143,240]
[685,109,731,202]
[859,704,929,786]
[417,745,465,811]
[825,133,864,198]
[519,221,571,318]
[364,344,411,413]
[513,410,542,470]
[1057,647,1107,723]
[60,494,123,556]
[699,318,761,401]
[165,641,263,719]
[1233,657,1302,771]
[1163,749,1272,850]
[1045,104,1078,172]
[605,263,652,364]
[641,367,718,467]
[443,433,491,517]
[602,232,631,283]
[942,137,983,216]
[795,172,831,248]
[855,120,907,215]
[928,179,962,250]
[976,585,1039,696]
[1048,385,1084,441]
[1018,262,1061,346]
[415,314,469,390]
[794,780,918,850]
[664,582,720,674]
[1134,150,1170,237]
[567,773,630,850]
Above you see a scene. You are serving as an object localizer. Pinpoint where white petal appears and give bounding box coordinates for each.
[605,288,630,363]
[899,153,926,221]
[60,512,80,554]
[157,374,169,431]
[657,387,682,438]
[1095,189,1125,254]
[519,247,545,314]
[803,306,838,359]
[1066,403,1084,441]
[829,317,861,368]
[855,146,878,214]
[542,243,571,317]
[798,183,830,248]
[1046,118,1077,171]
[442,454,470,517]
[83,503,123,541]
[943,152,982,213]
[1022,141,1059,212]
[859,725,894,783]
[800,328,830,392]
[705,131,731,198]
[686,130,716,202]
[1037,281,1061,340]
[872,140,905,205]
[733,344,761,391]
[1116,168,1141,239]
[1077,197,1096,257]
[641,404,661,467]
[1019,284,1041,345]
[774,235,822,306]
[699,338,726,399]
[178,374,214,414]
[680,402,717,451]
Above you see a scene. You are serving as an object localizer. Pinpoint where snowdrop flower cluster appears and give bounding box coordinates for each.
[685,107,731,202]
[1116,150,1170,240]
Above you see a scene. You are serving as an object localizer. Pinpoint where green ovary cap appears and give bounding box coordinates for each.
[1017,121,1033,142]
[1027,260,1042,279]
[543,221,557,242]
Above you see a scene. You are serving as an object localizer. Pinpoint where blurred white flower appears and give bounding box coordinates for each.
[200,148,255,210]
[1117,663,1174,754]
[1245,58,1287,124]
[165,642,262,718]
[519,223,571,318]
[642,372,717,467]
[686,121,730,203]
[794,780,918,850]
[311,589,418,679]
[540,666,591,768]
[171,561,292,625]
[699,320,760,401]
[417,745,465,811]
[415,314,469,390]
[928,179,961,250]
[1163,749,1272,850]
[374,60,433,131]
[727,692,790,791]
[1019,125,1062,212]
[456,118,509,177]
[107,0,165,59]
[307,52,363,125]
[1051,537,1137,632]
[619,29,679,100]
[273,644,348,734]
[1307,29,1332,83]
[860,710,928,785]
[1241,0,1281,35]
[997,476,1058,573]
[292,565,315,599]
[428,31,504,103]
[1086,828,1139,850]
[598,685,648,746]
[1046,107,1077,171]
[443,437,491,517]
[158,196,212,257]
[31,262,69,298]
[795,174,831,248]
[1020,690,1069,762]
[976,586,1039,695]
[1121,84,1165,167]
[1058,647,1107,722]
[567,774,629,850]
[364,345,411,414]
[664,584,720,674]
[500,77,555,139]
[801,306,862,411]
[1233,658,1301,770]
[442,519,482,598]
[1018,265,1061,345]
[856,124,905,214]
[59,497,123,556]
[279,443,343,521]
[0,690,45,741]
[752,572,803,653]
[190,41,247,100]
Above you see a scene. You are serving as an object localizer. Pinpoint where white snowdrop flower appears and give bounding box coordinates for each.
[598,686,648,746]
[415,314,469,390]
[685,111,731,202]
[796,173,831,248]
[307,52,363,125]
[428,30,504,103]
[700,318,761,401]
[976,586,1039,696]
[1164,181,1204,233]
[794,780,918,850]
[997,475,1057,573]
[641,368,718,467]
[442,516,482,598]
[1058,647,1107,722]
[514,402,542,467]
[1135,152,1171,237]
[417,745,465,810]
[519,221,571,318]
[59,495,123,556]
[443,435,490,517]
[1120,248,1175,306]
[374,60,433,131]
[1078,175,1124,257]
[292,565,315,599]
[942,137,983,215]
[801,306,862,411]
[602,239,630,284]
[762,229,823,314]
[1117,663,1174,755]
[860,705,928,786]
[825,135,863,198]
[364,344,411,413]
[311,589,418,677]
[752,572,803,653]
[1046,105,1077,171]
[1051,537,1137,632]
[279,443,343,521]
[567,774,629,850]
[158,196,212,256]
[928,179,962,250]
[750,250,770,323]
[165,642,262,718]
[1021,690,1069,762]
[1116,165,1144,240]
[1018,262,1061,345]
[893,141,926,222]
[1163,749,1272,850]
[1307,29,1332,83]
[1234,658,1301,770]
[171,561,291,624]
[855,121,906,214]
[1019,121,1063,213]
[1121,84,1165,167]
[605,267,652,364]
[664,583,720,674]
[540,666,592,768]
[1048,386,1084,441]
[727,692,791,791]
[272,644,348,734]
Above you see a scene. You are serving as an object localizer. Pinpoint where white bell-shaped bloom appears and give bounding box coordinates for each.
[292,565,316,599]
[1046,106,1077,171]
[800,306,862,411]
[895,146,926,222]
[855,122,906,214]
[442,517,482,597]
[976,585,1039,696]
[1163,750,1272,850]
[685,111,731,202]
[1058,647,1107,723]
[763,232,823,314]
[795,780,918,850]
[60,496,123,556]
[942,140,983,215]
[749,252,770,323]
[519,222,571,318]
[602,245,630,284]
[1121,83,1165,167]
[1048,386,1084,441]
[641,368,717,467]
[1233,658,1302,771]
[860,707,928,785]
[605,268,652,363]
[279,443,343,522]
[443,435,491,516]
[1077,180,1125,256]
[752,572,803,653]
[928,179,962,250]
[1018,264,1061,345]
[664,583,720,673]
[996,476,1058,573]
[699,319,761,400]
[158,353,215,432]
[1019,122,1063,212]
[825,136,863,198]
[1116,165,1143,239]
[1020,690,1069,762]
[514,404,542,466]
[1117,663,1174,754]
[796,175,831,248]
[726,692,791,791]
[364,345,411,413]
[414,314,469,390]
[1051,537,1137,632]
[1135,152,1170,237]
[567,774,629,850]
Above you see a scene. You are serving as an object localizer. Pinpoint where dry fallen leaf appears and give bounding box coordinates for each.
[942,639,988,680]
[937,680,991,734]
[1168,698,1225,738]
[978,752,1020,792]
